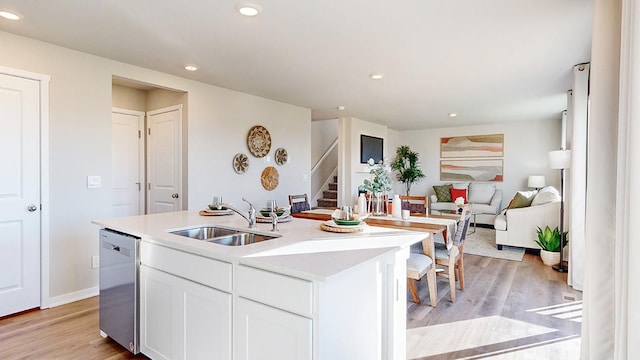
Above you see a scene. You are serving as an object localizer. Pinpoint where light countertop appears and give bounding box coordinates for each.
[93,210,428,281]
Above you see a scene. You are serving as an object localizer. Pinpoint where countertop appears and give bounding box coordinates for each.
[93,210,428,281]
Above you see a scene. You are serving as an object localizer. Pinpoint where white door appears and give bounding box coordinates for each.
[0,73,41,317]
[147,105,182,214]
[111,108,145,217]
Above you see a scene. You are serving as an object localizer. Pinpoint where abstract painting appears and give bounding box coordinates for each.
[440,159,504,182]
[441,134,504,158]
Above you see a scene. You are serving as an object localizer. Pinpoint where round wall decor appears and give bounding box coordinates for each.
[233,153,249,174]
[260,166,279,191]
[275,148,288,166]
[247,125,272,158]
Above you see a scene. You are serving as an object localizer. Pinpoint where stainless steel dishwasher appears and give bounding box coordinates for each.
[99,228,140,354]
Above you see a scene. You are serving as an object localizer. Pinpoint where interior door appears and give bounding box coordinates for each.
[111,108,145,217]
[0,73,41,317]
[147,105,182,213]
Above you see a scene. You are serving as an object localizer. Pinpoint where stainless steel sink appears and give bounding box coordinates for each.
[168,226,279,246]
[170,226,239,240]
[208,232,275,246]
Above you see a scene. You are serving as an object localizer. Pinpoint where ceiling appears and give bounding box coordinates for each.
[0,1,593,130]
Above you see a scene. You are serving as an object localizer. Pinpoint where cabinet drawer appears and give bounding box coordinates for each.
[237,265,313,317]
[141,241,232,293]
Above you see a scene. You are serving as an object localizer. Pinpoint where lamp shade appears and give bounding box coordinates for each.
[528,175,546,189]
[549,150,571,169]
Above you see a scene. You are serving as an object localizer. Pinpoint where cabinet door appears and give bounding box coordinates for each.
[236,298,312,360]
[140,265,232,360]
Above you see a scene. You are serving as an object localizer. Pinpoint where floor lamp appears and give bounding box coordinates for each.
[549,149,571,273]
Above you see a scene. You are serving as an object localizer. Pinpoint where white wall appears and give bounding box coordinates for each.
[0,30,310,302]
[311,119,338,165]
[393,118,563,205]
[338,117,390,206]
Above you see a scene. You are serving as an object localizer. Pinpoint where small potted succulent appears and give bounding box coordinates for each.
[535,226,568,266]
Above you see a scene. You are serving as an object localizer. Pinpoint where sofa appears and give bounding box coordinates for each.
[493,186,561,250]
[429,182,503,226]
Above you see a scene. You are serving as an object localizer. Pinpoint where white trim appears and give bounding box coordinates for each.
[47,287,99,308]
[311,168,338,208]
[0,66,51,310]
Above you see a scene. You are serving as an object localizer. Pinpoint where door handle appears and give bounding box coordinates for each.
[172,193,179,199]
[27,204,38,212]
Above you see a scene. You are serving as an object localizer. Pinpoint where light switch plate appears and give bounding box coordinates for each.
[87,175,101,189]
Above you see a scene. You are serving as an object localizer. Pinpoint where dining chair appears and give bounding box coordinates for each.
[406,235,437,307]
[434,204,472,302]
[399,195,428,216]
[288,194,311,213]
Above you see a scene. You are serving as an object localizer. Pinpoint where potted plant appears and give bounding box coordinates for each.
[360,158,392,215]
[390,145,425,196]
[535,226,568,266]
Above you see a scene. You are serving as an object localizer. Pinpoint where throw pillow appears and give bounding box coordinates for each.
[508,191,537,209]
[468,183,496,204]
[433,184,453,202]
[452,182,469,190]
[531,186,561,206]
[450,188,467,203]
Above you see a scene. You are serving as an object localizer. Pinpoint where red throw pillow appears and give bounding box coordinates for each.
[450,188,467,203]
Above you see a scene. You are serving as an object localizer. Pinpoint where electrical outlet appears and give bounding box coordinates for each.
[92,256,99,269]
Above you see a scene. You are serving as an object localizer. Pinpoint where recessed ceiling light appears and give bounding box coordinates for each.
[235,3,261,16]
[0,10,22,20]
[184,64,198,71]
[369,73,384,80]
[337,105,346,110]
[448,113,458,117]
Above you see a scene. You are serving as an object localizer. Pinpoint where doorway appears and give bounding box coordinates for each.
[111,77,187,216]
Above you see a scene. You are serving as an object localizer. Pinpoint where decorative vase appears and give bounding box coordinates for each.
[369,192,387,216]
[540,249,560,266]
[392,194,402,218]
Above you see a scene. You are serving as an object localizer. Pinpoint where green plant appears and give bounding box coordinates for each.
[535,226,568,252]
[390,145,425,196]
[360,158,392,195]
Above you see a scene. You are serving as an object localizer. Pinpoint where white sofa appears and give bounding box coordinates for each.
[493,186,561,250]
[430,182,503,226]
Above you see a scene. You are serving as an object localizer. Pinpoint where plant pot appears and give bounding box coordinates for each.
[540,249,560,266]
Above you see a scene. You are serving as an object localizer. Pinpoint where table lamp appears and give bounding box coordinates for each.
[528,175,546,191]
[548,149,571,273]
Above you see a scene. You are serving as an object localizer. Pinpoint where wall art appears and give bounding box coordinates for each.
[440,159,504,182]
[440,134,504,158]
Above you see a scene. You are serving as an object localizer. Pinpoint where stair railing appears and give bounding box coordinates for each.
[310,138,338,207]
[311,138,338,175]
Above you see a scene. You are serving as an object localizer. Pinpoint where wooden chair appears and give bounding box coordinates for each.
[399,195,429,216]
[406,235,437,307]
[434,204,472,302]
[288,194,311,213]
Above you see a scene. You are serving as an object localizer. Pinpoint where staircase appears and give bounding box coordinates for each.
[316,175,338,208]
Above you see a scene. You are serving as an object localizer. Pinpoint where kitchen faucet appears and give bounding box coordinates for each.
[222,198,257,229]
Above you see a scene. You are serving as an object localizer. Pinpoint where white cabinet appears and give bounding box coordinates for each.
[235,297,312,360]
[139,242,232,360]
[140,265,232,360]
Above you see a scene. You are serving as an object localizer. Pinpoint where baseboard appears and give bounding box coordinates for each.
[45,286,99,308]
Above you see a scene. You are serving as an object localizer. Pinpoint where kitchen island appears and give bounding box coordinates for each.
[93,210,429,360]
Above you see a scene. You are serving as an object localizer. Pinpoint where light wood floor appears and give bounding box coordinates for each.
[0,251,581,360]
[406,251,582,359]
[0,296,147,360]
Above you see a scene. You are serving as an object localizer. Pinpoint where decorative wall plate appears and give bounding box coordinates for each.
[247,125,272,158]
[233,153,249,174]
[275,148,288,166]
[261,166,279,191]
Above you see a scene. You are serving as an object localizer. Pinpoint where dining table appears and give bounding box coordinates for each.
[291,209,460,249]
